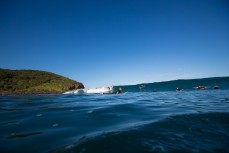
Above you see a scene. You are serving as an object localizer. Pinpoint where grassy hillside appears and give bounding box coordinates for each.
[0,68,84,94]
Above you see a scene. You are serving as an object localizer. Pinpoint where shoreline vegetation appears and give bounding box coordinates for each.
[0,68,84,95]
[1,68,228,95]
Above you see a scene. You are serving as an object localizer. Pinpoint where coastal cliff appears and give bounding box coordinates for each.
[0,68,84,95]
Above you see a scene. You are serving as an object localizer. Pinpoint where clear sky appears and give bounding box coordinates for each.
[1,0,229,88]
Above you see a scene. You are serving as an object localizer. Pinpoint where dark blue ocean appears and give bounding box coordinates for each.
[1,78,229,153]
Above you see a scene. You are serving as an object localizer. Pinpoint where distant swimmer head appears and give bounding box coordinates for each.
[116,87,122,94]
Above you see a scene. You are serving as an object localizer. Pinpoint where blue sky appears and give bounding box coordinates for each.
[1,0,229,88]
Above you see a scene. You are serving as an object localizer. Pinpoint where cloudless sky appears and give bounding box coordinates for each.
[1,0,229,88]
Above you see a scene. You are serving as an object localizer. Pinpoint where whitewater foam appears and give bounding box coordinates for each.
[63,86,114,94]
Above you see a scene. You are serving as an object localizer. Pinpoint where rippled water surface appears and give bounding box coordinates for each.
[0,90,229,153]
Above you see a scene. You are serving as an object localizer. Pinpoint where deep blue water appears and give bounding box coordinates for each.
[0,90,229,153]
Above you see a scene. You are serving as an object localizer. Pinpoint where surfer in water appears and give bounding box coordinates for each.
[176,87,182,91]
[116,88,122,94]
[214,85,219,90]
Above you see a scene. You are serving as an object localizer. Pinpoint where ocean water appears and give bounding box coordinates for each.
[113,77,229,92]
[0,89,229,153]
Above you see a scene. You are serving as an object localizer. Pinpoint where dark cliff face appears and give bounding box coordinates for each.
[67,82,84,90]
[0,68,84,95]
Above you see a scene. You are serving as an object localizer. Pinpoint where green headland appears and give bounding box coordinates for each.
[0,68,84,95]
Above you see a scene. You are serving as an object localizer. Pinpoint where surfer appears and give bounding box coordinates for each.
[116,88,122,94]
[176,87,182,91]
[195,86,205,90]
[214,85,219,90]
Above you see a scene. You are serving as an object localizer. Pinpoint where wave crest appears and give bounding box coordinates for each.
[64,86,114,94]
